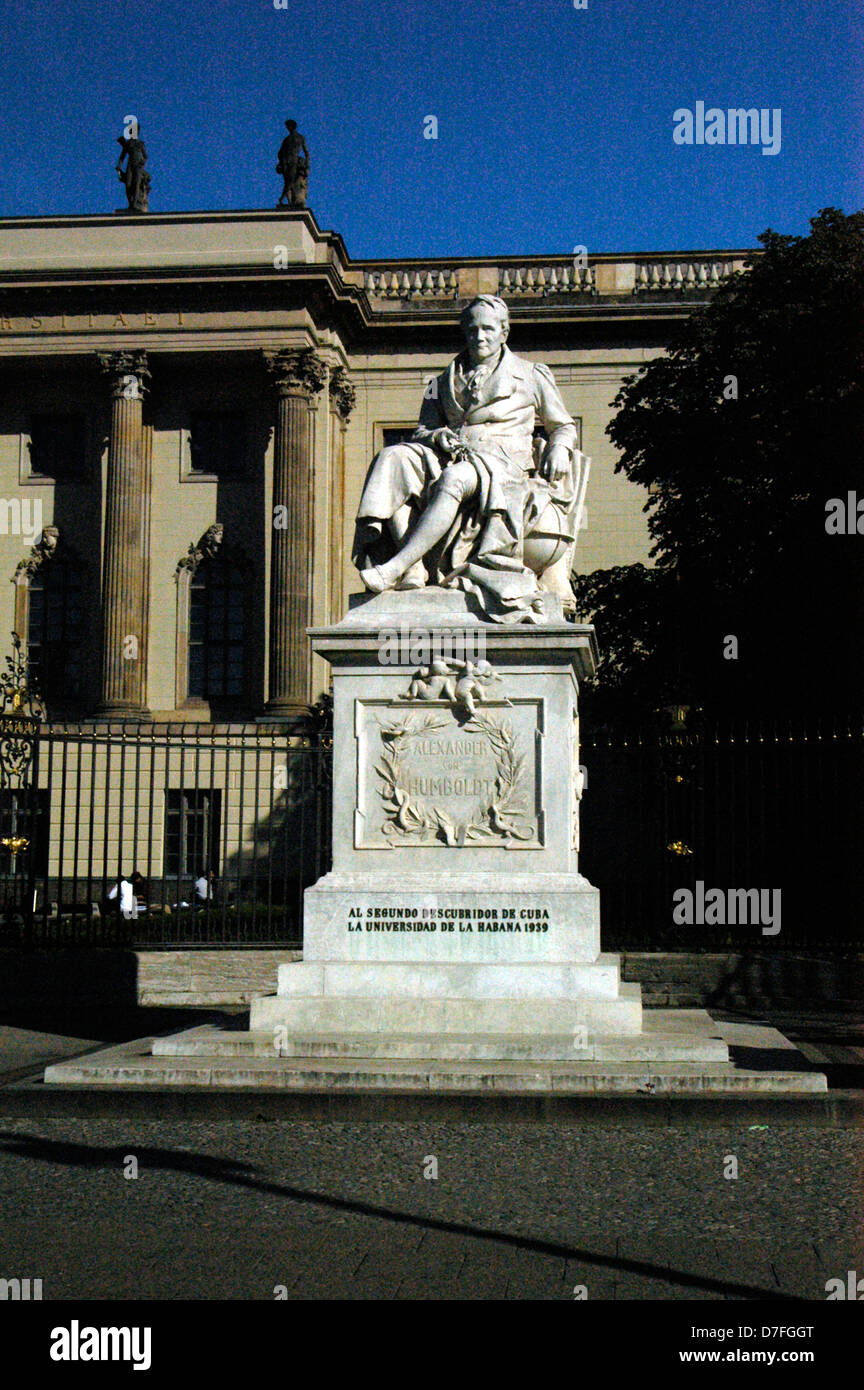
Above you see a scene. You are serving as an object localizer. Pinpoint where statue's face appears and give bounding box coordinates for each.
[463,305,507,364]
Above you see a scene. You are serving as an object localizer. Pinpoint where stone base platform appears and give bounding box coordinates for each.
[43,1016,827,1094]
[151,1014,726,1063]
[250,946,643,1038]
[250,981,644,1039]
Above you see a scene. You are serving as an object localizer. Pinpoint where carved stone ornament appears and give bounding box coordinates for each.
[14,526,59,584]
[176,523,224,577]
[375,709,532,846]
[96,350,151,398]
[396,657,506,716]
[263,348,327,398]
[329,367,356,422]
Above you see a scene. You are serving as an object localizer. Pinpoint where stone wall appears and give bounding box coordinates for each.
[621,953,864,1011]
[0,949,860,1012]
[0,948,300,1015]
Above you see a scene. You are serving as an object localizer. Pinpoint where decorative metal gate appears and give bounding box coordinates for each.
[0,634,46,927]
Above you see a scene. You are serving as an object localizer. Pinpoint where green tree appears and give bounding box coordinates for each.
[573,208,864,721]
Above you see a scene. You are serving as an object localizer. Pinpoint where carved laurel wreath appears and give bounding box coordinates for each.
[375,710,533,846]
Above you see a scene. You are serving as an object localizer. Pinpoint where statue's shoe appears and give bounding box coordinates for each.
[360,565,389,594]
[395,562,426,590]
[361,558,421,593]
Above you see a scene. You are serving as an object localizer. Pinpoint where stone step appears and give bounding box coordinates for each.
[274,955,623,1001]
[44,1015,827,1094]
[249,982,643,1036]
[152,1022,729,1063]
[44,1034,827,1094]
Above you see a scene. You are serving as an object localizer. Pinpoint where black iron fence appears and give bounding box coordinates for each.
[0,720,331,948]
[580,712,863,951]
[0,707,860,952]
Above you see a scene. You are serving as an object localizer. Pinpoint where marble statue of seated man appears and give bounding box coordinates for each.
[352,295,585,624]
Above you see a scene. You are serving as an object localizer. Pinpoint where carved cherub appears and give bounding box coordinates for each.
[399,658,458,703]
[453,659,503,715]
[397,656,507,712]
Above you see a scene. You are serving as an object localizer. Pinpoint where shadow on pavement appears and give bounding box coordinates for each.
[0,1129,803,1301]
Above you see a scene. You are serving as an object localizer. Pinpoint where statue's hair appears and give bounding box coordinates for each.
[460,295,510,333]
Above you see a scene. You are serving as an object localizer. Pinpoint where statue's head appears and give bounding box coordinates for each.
[460,295,509,365]
[285,119,297,131]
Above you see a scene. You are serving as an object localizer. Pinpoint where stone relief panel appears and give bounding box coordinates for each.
[354,697,545,850]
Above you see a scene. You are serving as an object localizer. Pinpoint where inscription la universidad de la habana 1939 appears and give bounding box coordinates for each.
[347,905,550,932]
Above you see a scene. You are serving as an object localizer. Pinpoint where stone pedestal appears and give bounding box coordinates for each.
[249,591,655,1052]
[44,588,826,1094]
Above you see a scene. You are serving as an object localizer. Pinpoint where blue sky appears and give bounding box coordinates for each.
[1,0,860,256]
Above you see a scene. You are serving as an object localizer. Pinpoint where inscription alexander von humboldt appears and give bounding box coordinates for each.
[371,707,538,847]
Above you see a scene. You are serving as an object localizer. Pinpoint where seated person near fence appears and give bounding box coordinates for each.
[107,870,147,919]
[107,874,137,921]
[131,870,147,915]
[195,869,215,907]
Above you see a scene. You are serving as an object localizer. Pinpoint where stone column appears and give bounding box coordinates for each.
[328,368,356,625]
[263,348,327,716]
[96,350,151,716]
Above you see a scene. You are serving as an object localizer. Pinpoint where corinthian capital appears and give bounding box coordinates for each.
[263,348,327,398]
[97,350,151,399]
[329,367,356,422]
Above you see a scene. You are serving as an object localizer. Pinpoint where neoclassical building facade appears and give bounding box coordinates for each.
[0,208,751,721]
[0,208,751,914]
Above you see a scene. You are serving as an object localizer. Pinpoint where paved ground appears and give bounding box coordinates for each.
[0,1026,101,1088]
[0,1115,862,1300]
[1,1008,862,1301]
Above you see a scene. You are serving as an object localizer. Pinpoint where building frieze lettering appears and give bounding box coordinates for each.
[0,313,187,332]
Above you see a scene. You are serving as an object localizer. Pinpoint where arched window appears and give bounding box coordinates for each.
[188,553,245,700]
[28,557,84,706]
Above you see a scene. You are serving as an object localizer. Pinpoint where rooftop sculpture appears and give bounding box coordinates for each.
[276,119,309,209]
[115,129,150,213]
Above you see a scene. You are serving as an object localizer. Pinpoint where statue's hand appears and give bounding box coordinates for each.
[434,428,461,455]
[541,444,571,482]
